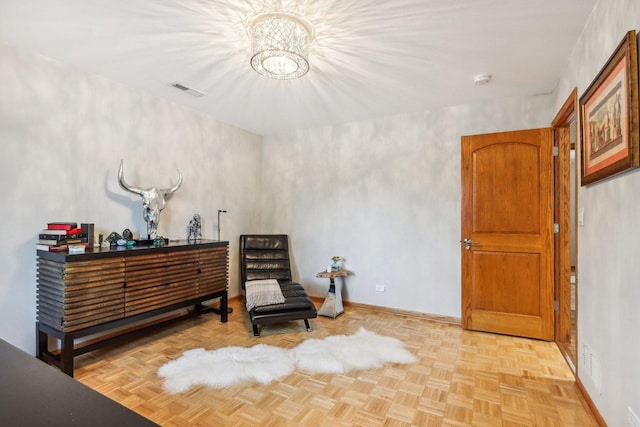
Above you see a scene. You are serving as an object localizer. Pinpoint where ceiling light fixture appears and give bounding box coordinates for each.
[248,12,313,80]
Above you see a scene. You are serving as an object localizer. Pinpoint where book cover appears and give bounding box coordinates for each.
[47,222,78,230]
[40,227,83,236]
[36,244,69,252]
[39,232,85,240]
[38,237,87,245]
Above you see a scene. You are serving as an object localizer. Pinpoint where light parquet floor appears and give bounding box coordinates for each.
[74,299,598,426]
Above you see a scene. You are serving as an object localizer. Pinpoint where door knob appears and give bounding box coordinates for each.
[461,238,479,250]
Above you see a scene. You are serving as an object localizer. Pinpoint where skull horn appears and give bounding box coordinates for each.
[162,170,183,195]
[118,160,144,196]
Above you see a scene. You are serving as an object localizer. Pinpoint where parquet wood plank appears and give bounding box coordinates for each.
[72,298,599,426]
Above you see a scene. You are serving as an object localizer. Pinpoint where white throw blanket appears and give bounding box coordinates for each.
[245,279,285,310]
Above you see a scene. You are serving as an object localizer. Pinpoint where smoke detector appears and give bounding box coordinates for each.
[473,74,491,85]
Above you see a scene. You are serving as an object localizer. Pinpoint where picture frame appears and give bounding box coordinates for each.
[580,30,639,186]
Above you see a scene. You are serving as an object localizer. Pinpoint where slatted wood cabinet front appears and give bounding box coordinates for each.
[36,240,228,376]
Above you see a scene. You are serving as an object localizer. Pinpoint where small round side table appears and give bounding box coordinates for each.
[316,269,352,318]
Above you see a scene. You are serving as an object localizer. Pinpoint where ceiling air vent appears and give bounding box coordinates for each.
[170,82,206,97]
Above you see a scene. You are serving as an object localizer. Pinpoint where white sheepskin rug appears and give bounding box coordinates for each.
[158,327,416,393]
[291,327,417,374]
[158,344,294,393]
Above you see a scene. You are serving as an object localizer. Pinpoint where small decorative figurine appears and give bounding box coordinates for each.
[105,232,122,246]
[117,228,136,247]
[122,228,133,241]
[187,214,202,242]
[331,256,341,271]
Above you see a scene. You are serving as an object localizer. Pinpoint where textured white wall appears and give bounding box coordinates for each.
[261,95,553,317]
[0,43,262,354]
[552,0,640,424]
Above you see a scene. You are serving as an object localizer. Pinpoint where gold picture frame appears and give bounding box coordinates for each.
[580,30,639,185]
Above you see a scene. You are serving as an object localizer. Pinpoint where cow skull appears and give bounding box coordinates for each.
[118,160,183,239]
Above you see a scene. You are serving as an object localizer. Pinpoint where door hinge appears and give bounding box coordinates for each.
[554,223,560,234]
[554,300,559,311]
[553,146,559,157]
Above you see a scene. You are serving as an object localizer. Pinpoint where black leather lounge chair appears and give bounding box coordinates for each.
[239,234,317,337]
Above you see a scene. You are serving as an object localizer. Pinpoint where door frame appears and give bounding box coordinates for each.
[551,88,578,372]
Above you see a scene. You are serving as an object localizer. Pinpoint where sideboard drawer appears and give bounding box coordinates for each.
[199,246,229,295]
[37,257,125,332]
[124,250,199,315]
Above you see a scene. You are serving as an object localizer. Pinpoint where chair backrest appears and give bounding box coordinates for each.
[239,235,293,289]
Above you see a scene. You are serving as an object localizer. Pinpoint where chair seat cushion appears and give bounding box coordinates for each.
[249,281,317,320]
[252,297,315,313]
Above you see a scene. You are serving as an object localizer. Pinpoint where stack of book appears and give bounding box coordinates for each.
[37,222,88,253]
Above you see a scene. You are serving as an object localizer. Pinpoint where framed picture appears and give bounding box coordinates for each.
[580,30,639,186]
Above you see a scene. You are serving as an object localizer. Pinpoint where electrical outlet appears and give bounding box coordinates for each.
[375,285,385,292]
[629,407,640,427]
[578,207,585,226]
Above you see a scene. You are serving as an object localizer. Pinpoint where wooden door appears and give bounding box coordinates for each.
[461,128,555,340]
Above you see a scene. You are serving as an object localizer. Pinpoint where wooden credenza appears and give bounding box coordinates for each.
[36,240,229,376]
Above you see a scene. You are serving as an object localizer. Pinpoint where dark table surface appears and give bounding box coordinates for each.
[0,339,158,426]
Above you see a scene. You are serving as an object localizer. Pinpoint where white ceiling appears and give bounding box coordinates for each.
[0,0,596,135]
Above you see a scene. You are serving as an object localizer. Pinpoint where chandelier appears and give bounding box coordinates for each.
[248,12,313,80]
